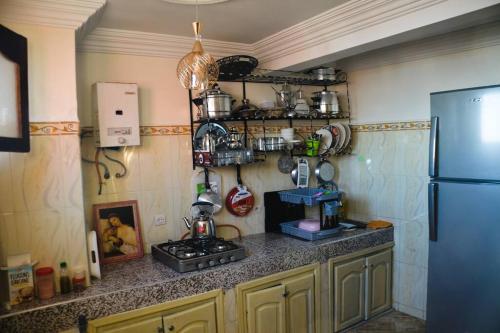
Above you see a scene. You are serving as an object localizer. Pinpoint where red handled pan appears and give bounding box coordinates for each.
[226,165,254,217]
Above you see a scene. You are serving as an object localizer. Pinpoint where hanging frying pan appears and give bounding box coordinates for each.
[226,165,254,217]
[315,158,335,184]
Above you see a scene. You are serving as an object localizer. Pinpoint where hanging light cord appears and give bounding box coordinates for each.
[195,0,199,21]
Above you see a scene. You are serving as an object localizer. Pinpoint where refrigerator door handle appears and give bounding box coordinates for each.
[428,182,438,241]
[429,116,439,177]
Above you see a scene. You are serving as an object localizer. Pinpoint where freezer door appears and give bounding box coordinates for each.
[427,181,500,333]
[430,85,500,181]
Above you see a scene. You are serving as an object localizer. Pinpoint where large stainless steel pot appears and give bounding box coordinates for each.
[197,84,234,119]
[312,88,339,114]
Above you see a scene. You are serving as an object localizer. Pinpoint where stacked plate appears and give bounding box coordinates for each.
[315,123,351,155]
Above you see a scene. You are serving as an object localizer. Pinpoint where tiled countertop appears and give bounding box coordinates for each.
[0,228,393,332]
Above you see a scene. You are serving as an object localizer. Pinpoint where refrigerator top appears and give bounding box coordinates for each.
[430,85,500,182]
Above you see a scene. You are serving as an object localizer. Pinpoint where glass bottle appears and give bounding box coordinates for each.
[59,262,71,294]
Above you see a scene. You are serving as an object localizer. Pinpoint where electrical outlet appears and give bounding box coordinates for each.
[154,215,167,226]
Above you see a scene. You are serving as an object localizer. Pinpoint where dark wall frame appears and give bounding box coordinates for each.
[0,24,30,152]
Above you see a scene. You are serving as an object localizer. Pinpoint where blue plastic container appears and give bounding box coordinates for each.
[278,188,339,206]
[324,201,339,216]
[280,220,344,241]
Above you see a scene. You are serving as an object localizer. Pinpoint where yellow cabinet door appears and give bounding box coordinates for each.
[246,284,286,333]
[162,301,217,333]
[366,250,392,318]
[283,272,316,333]
[334,258,366,332]
[96,316,163,333]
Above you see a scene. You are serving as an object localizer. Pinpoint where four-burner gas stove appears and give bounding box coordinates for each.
[151,238,246,273]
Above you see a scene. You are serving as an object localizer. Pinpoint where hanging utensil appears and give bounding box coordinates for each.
[315,158,335,184]
[226,165,254,217]
[277,150,294,174]
[198,168,223,213]
[271,82,295,113]
[291,158,309,188]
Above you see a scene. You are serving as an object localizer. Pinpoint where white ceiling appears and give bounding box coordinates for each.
[97,0,350,43]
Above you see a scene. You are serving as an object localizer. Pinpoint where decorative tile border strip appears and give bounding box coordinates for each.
[140,125,191,136]
[77,121,430,138]
[79,125,192,138]
[30,122,80,136]
[350,121,430,132]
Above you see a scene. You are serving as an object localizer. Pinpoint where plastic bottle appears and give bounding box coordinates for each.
[72,266,86,292]
[59,262,71,294]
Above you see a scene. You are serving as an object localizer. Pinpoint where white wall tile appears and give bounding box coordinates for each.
[397,262,428,312]
[0,136,88,283]
[10,136,65,212]
[0,153,14,214]
[399,217,429,268]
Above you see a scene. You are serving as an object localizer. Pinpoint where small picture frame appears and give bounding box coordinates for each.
[93,200,144,264]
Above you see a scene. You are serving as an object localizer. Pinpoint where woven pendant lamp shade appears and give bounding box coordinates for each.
[177,22,219,90]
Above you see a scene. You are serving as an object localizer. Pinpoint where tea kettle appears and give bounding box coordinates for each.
[217,127,243,150]
[272,82,295,111]
[183,202,217,239]
[201,132,224,153]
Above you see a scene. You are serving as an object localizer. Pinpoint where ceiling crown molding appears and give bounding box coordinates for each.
[252,0,447,66]
[77,27,254,59]
[0,0,106,30]
[337,20,500,72]
[76,0,500,69]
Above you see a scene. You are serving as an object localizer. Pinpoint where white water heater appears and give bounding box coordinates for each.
[92,82,140,147]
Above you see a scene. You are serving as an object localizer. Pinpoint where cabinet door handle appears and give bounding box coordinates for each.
[157,327,165,333]
[282,291,289,298]
[429,116,439,177]
[168,325,175,332]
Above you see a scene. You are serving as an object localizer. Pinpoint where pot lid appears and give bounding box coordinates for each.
[200,83,231,97]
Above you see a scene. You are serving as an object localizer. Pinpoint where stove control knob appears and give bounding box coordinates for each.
[229,256,236,262]
[209,260,216,267]
[219,258,226,264]
[197,263,205,270]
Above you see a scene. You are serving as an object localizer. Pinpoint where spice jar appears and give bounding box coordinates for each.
[72,267,86,292]
[35,267,55,300]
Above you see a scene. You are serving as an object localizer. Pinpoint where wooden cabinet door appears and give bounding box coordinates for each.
[283,272,316,333]
[334,258,366,332]
[97,316,163,333]
[366,250,392,318]
[246,284,286,333]
[162,301,217,333]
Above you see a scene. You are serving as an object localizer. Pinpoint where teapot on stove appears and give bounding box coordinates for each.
[183,202,217,239]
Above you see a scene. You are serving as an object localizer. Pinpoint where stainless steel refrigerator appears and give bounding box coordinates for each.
[427,85,500,332]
